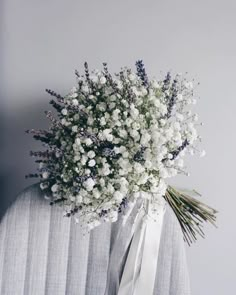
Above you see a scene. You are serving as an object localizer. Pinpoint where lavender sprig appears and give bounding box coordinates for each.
[135,60,149,87]
[45,89,64,103]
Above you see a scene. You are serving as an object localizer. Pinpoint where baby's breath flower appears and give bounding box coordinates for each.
[61,108,68,116]
[100,76,107,84]
[29,61,203,232]
[88,159,96,167]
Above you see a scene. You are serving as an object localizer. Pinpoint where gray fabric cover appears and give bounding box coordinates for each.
[0,184,191,294]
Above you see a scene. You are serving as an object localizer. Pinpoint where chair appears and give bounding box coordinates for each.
[0,183,191,294]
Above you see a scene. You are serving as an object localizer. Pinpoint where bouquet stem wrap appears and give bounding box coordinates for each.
[117,200,166,295]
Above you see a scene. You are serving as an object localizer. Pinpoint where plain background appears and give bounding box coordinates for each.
[1,0,235,294]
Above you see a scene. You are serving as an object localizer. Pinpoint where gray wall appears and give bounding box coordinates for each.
[1,0,235,294]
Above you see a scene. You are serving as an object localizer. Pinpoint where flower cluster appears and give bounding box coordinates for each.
[27,61,204,231]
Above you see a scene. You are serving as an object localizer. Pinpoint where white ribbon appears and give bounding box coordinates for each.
[118,201,166,295]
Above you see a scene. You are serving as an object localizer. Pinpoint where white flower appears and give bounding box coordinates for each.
[87,117,94,125]
[107,134,113,141]
[76,195,83,203]
[42,172,50,179]
[100,117,106,126]
[116,80,123,90]
[164,128,174,140]
[85,169,91,175]
[134,162,145,174]
[117,129,127,139]
[83,196,90,204]
[159,119,166,126]
[90,75,99,83]
[144,160,152,169]
[88,159,96,167]
[40,182,48,190]
[114,147,121,154]
[125,117,133,127]
[177,93,183,101]
[100,76,107,84]
[107,183,115,194]
[152,80,161,89]
[74,114,80,120]
[87,150,95,158]
[85,138,93,146]
[51,184,58,192]
[101,201,113,211]
[159,104,167,115]
[141,87,148,96]
[101,163,111,176]
[72,125,78,132]
[173,132,182,142]
[119,169,127,176]
[122,151,129,158]
[109,102,116,111]
[140,133,151,145]
[130,129,140,141]
[112,108,121,119]
[173,122,181,130]
[39,162,44,169]
[97,102,106,111]
[137,172,149,185]
[70,92,78,98]
[129,73,136,81]
[153,99,160,107]
[80,189,88,197]
[130,105,139,119]
[81,155,88,165]
[99,178,105,187]
[102,129,113,141]
[151,130,161,142]
[84,178,95,191]
[159,168,169,179]
[61,118,68,125]
[185,81,193,89]
[61,108,68,116]
[82,85,89,93]
[114,191,124,202]
[93,188,101,199]
[176,113,184,121]
[75,138,81,146]
[70,86,77,93]
[72,99,79,106]
[131,86,140,96]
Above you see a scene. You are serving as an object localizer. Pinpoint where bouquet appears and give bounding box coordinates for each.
[26,61,217,244]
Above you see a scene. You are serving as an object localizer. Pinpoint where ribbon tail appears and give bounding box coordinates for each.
[134,207,166,295]
[117,211,146,295]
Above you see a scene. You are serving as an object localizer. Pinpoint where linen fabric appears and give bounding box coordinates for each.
[0,184,191,295]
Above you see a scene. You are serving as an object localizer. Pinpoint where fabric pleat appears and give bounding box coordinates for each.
[23,187,51,295]
[0,183,191,295]
[0,189,31,294]
[65,221,90,295]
